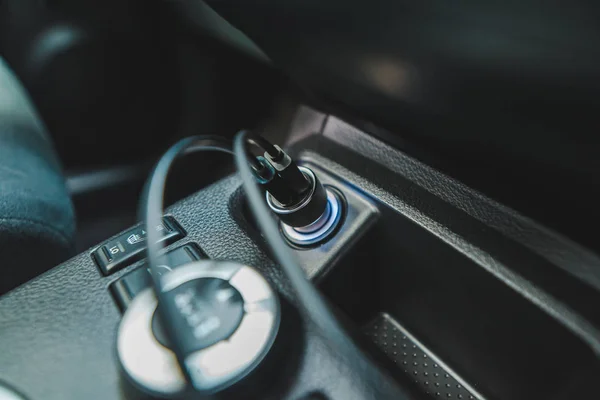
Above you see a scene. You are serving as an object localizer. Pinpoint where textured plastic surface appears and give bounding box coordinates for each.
[1,108,600,399]
[0,168,397,400]
[365,313,482,400]
[294,113,600,356]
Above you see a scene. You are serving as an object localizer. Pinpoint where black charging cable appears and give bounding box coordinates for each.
[245,131,283,161]
[233,130,355,345]
[141,131,393,397]
[140,135,234,383]
[139,133,281,388]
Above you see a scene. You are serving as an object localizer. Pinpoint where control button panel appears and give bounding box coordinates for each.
[116,261,280,396]
[110,244,205,310]
[92,216,184,276]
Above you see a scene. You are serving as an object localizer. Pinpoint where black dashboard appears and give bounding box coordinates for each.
[1,110,599,399]
[1,2,600,399]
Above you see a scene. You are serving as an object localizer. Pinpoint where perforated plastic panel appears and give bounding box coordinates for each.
[364,313,484,400]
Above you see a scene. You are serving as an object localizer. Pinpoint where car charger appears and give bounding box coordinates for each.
[252,142,343,246]
[265,166,343,246]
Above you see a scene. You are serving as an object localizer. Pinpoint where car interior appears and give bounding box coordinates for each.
[1,1,600,399]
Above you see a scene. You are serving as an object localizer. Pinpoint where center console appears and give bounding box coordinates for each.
[1,107,599,400]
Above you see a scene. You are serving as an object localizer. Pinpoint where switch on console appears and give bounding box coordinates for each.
[92,216,184,275]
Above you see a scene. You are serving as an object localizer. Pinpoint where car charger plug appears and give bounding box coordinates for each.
[264,165,328,228]
[264,145,311,197]
[247,136,343,246]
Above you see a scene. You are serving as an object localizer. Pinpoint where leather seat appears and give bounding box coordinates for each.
[0,57,75,293]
